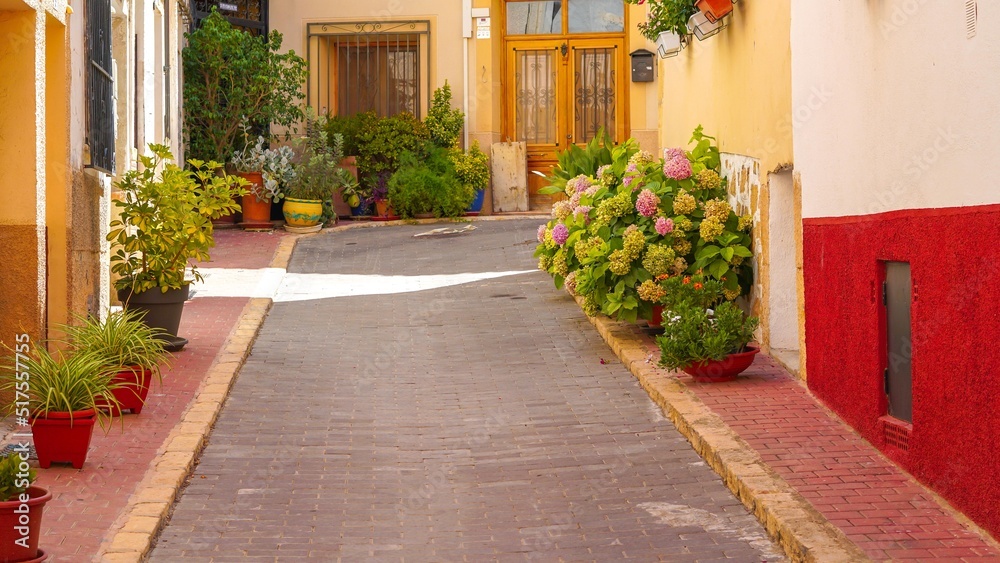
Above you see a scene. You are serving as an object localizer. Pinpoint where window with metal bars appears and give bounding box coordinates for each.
[192,0,268,35]
[307,21,431,118]
[87,0,115,173]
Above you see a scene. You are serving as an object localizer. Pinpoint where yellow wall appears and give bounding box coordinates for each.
[658,1,792,171]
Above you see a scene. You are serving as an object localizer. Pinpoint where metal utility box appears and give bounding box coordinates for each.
[629,49,655,83]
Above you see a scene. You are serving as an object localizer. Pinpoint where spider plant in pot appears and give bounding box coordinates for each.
[0,453,51,562]
[109,143,245,351]
[1,348,123,469]
[61,310,171,416]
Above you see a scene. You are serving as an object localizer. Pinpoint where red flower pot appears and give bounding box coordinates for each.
[109,366,153,415]
[696,0,734,23]
[648,305,665,328]
[0,486,51,562]
[31,410,97,469]
[373,199,400,221]
[682,346,759,382]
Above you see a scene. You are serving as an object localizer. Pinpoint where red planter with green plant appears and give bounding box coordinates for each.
[32,410,98,469]
[0,451,51,562]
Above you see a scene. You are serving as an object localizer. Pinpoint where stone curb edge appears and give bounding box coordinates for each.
[577,297,870,563]
[96,236,298,562]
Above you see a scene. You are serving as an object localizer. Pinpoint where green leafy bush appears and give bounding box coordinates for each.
[450,141,490,192]
[182,9,307,163]
[356,112,429,193]
[388,145,474,218]
[425,81,465,148]
[325,111,375,157]
[109,144,245,294]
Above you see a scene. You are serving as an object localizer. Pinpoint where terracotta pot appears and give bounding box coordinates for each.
[331,157,358,218]
[682,346,759,382]
[373,199,399,221]
[31,410,98,469]
[108,366,153,415]
[236,172,273,228]
[648,305,665,328]
[0,486,51,562]
[695,0,734,23]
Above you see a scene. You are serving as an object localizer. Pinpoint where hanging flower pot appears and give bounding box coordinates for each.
[695,0,735,23]
[655,31,686,58]
[688,11,728,41]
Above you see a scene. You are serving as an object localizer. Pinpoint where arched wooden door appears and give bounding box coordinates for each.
[503,0,629,210]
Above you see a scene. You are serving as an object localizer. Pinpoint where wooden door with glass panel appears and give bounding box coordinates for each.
[504,0,628,210]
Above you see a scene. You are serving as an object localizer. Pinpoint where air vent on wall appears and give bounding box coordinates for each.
[966,0,977,38]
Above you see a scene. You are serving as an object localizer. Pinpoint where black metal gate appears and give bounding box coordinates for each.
[192,0,268,34]
[86,0,114,173]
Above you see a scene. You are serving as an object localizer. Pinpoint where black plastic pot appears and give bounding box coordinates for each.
[118,285,190,351]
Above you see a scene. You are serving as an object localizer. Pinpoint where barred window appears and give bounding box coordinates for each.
[87,0,115,173]
[192,0,268,35]
[307,21,431,118]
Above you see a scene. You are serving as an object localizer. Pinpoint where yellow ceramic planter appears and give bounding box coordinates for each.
[282,198,323,227]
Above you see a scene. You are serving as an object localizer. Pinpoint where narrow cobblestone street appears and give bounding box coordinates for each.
[149,220,783,561]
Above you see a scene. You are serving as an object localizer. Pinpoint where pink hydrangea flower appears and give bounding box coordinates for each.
[574,205,592,217]
[584,185,600,197]
[569,192,582,208]
[623,175,638,190]
[636,189,660,217]
[626,163,638,174]
[655,216,674,236]
[552,223,570,246]
[664,147,685,161]
[537,224,547,243]
[663,157,692,180]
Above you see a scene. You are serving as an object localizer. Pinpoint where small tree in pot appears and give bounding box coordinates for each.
[109,144,245,349]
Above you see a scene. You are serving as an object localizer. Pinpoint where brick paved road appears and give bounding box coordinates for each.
[150,220,784,562]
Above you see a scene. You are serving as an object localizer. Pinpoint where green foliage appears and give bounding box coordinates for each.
[182,9,308,163]
[324,112,373,157]
[625,0,698,40]
[450,141,490,193]
[284,112,352,202]
[356,112,429,196]
[538,128,614,195]
[0,453,35,502]
[656,301,759,370]
[231,123,296,203]
[1,347,122,429]
[425,81,465,148]
[388,145,474,218]
[109,144,246,294]
[59,309,170,382]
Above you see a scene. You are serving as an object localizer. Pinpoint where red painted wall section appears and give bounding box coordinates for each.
[803,203,1000,539]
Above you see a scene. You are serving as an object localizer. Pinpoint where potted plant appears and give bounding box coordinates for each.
[2,348,121,469]
[371,172,398,221]
[109,144,244,350]
[231,130,293,230]
[0,453,51,562]
[282,113,349,232]
[626,0,698,57]
[451,140,490,216]
[61,310,170,415]
[182,8,307,164]
[695,0,734,23]
[388,145,475,219]
[325,112,375,217]
[656,276,759,382]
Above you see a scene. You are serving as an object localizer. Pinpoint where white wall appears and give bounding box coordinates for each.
[793,1,1000,219]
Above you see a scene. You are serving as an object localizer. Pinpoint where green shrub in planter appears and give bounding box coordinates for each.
[388,146,474,218]
[356,112,429,187]
[425,81,465,149]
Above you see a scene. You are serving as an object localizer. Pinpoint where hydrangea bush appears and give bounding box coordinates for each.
[534,126,753,322]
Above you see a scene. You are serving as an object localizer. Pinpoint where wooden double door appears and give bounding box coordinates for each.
[505,37,628,210]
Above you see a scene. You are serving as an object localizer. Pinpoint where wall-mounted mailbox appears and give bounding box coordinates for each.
[629,49,655,83]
